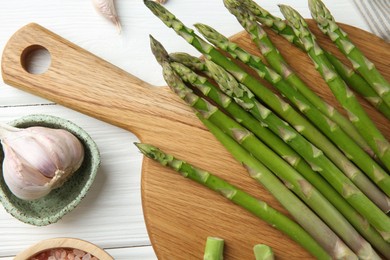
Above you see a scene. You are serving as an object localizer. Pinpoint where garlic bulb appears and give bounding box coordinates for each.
[0,124,84,200]
[92,0,122,33]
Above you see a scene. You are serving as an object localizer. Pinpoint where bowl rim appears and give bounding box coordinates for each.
[0,114,101,226]
[14,237,114,260]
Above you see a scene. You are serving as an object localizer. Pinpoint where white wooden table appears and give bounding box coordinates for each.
[0,1,371,259]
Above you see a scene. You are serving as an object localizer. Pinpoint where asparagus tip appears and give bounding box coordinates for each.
[144,0,167,18]
[134,142,151,155]
[279,4,308,30]
[223,0,242,12]
[149,35,170,65]
[277,4,292,15]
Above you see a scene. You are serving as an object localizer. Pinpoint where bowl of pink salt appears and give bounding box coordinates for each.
[15,237,113,260]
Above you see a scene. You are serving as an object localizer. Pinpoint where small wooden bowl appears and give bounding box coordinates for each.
[14,237,114,260]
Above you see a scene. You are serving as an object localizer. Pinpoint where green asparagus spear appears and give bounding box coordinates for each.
[198,115,383,260]
[201,58,390,241]
[203,237,224,260]
[253,244,274,260]
[150,41,357,256]
[222,0,390,209]
[135,143,332,260]
[309,0,390,108]
[278,4,390,173]
[170,53,390,258]
[144,0,390,241]
[152,41,369,258]
[222,0,376,154]
[194,23,390,197]
[144,1,389,204]
[170,58,390,257]
[324,52,390,120]
[238,0,390,119]
[170,60,314,180]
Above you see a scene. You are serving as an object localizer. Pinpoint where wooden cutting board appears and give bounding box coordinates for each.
[2,21,389,259]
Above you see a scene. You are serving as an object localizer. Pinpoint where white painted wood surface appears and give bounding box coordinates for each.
[0,1,370,259]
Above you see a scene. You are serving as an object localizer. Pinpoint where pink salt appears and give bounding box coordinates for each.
[29,248,99,260]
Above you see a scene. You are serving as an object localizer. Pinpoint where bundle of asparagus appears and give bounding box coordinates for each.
[239,0,390,119]
[140,0,390,258]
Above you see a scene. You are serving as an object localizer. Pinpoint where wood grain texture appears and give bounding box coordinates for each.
[1,21,389,259]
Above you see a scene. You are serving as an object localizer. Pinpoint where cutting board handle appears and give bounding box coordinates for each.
[1,23,196,138]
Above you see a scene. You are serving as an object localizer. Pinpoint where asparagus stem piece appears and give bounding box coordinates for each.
[151,39,363,258]
[309,0,390,108]
[202,58,390,243]
[253,244,274,260]
[239,0,390,119]
[279,4,390,174]
[144,1,389,207]
[171,54,390,258]
[203,237,224,260]
[194,23,390,198]
[135,143,332,260]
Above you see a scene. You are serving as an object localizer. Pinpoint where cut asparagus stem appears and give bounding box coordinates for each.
[253,244,274,260]
[144,0,389,209]
[201,58,390,243]
[194,23,390,198]
[135,142,332,260]
[151,39,367,258]
[278,4,390,174]
[170,55,390,258]
[309,0,390,108]
[203,237,224,260]
[239,0,390,120]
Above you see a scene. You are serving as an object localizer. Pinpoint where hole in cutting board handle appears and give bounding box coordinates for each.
[21,45,51,75]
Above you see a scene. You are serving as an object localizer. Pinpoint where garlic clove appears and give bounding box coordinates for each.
[2,143,51,186]
[1,125,85,201]
[92,0,122,33]
[2,151,52,200]
[3,129,59,178]
[32,127,84,178]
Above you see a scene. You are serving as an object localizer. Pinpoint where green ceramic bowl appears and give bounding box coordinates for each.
[0,114,101,226]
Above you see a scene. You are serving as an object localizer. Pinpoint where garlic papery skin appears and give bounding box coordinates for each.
[0,124,84,201]
[92,0,122,33]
